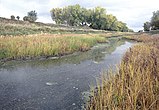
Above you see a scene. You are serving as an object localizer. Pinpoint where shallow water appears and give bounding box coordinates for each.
[0,39,134,110]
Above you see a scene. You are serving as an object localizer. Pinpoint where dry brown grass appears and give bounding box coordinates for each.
[87,34,159,110]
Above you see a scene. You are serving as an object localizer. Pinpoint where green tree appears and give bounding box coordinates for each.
[117,21,129,32]
[16,16,20,20]
[51,4,87,26]
[50,5,129,31]
[106,14,118,31]
[23,16,29,21]
[128,29,134,32]
[151,10,159,30]
[143,22,151,31]
[65,4,81,26]
[11,15,15,20]
[27,10,37,22]
[79,8,89,25]
[89,7,107,29]
[51,8,64,24]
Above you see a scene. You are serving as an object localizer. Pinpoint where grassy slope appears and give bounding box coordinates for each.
[87,34,159,110]
[0,17,133,36]
[0,17,107,35]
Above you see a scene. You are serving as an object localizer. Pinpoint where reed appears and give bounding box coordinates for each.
[87,34,159,110]
[0,34,107,60]
[122,33,156,42]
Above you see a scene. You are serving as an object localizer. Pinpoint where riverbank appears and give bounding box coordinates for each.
[87,33,159,110]
[0,32,134,62]
[0,33,107,61]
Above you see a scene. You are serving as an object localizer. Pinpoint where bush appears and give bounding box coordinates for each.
[16,16,20,20]
[10,15,15,20]
[27,10,37,22]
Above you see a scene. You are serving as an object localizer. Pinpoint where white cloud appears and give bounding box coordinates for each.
[0,0,159,31]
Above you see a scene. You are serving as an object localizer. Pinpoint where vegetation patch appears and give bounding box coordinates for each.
[0,34,107,61]
[87,34,159,110]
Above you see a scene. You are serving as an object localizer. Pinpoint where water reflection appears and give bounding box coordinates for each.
[1,38,125,70]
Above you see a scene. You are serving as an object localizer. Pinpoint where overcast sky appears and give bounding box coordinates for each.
[0,0,159,31]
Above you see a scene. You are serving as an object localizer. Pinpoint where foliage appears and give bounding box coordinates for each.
[145,10,159,30]
[23,10,37,22]
[27,10,37,22]
[128,29,134,32]
[16,16,20,20]
[10,15,15,20]
[50,5,130,32]
[143,22,151,31]
[23,16,28,21]
[151,10,159,30]
[89,7,107,29]
[51,8,64,24]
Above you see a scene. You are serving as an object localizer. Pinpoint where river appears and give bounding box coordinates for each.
[0,38,133,110]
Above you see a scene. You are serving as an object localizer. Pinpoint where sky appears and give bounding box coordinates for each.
[0,0,159,31]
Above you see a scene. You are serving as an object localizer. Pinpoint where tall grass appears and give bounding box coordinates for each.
[122,33,158,42]
[0,34,107,60]
[87,34,159,110]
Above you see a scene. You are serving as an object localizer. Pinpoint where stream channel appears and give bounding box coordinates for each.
[0,38,134,110]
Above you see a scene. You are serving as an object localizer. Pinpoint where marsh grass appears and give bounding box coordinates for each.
[0,34,107,60]
[122,33,156,42]
[87,34,159,110]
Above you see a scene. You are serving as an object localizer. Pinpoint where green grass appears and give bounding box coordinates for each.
[87,34,159,110]
[0,34,107,60]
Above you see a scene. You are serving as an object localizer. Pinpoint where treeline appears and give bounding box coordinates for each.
[144,10,159,31]
[50,4,133,32]
[10,10,37,22]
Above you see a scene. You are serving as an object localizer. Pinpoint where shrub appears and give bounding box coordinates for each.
[27,10,37,22]
[23,16,29,21]
[16,16,20,20]
[10,15,15,20]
